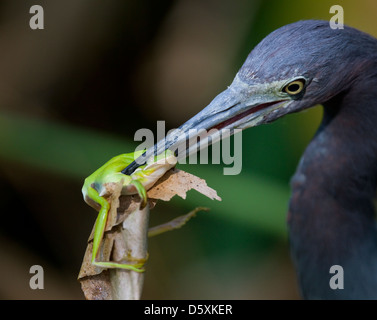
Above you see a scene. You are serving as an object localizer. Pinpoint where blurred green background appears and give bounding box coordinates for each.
[0,0,376,299]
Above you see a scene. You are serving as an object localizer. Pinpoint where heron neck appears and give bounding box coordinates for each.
[288,77,377,299]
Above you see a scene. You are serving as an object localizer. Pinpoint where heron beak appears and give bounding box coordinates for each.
[123,75,290,174]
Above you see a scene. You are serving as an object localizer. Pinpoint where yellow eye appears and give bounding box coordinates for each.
[283,79,305,95]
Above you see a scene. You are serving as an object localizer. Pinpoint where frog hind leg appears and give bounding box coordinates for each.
[88,186,146,272]
[129,179,148,209]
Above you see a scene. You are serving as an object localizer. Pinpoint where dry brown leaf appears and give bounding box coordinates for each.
[78,229,117,279]
[147,168,222,201]
[80,270,112,300]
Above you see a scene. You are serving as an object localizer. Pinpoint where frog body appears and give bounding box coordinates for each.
[81,149,177,272]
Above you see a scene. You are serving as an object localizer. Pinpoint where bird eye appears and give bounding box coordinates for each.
[283,79,305,95]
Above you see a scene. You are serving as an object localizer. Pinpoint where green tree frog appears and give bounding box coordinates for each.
[82,149,177,272]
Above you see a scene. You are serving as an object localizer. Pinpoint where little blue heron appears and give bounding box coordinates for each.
[124,20,377,299]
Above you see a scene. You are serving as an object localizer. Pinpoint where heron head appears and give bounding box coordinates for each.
[124,20,377,174]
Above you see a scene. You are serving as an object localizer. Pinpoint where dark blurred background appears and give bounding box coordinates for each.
[0,0,376,299]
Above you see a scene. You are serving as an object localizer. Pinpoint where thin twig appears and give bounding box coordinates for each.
[148,207,209,237]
